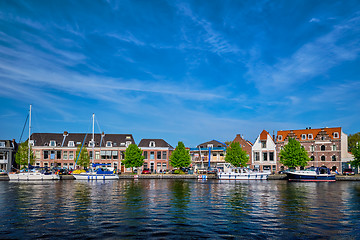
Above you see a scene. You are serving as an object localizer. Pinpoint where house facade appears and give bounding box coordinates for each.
[138,139,173,173]
[30,132,135,172]
[232,134,253,168]
[0,140,17,172]
[189,140,227,170]
[276,127,351,172]
[252,130,276,172]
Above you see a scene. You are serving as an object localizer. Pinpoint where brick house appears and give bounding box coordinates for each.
[252,130,277,172]
[190,140,227,170]
[138,139,173,173]
[30,132,135,172]
[0,139,17,172]
[276,127,352,172]
[232,134,253,168]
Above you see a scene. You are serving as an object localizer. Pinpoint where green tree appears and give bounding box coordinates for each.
[348,132,360,152]
[15,141,35,169]
[75,144,90,168]
[279,138,310,168]
[123,144,145,172]
[350,144,360,168]
[225,142,249,167]
[170,141,191,169]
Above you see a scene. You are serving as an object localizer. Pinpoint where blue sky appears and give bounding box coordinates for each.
[1,0,359,147]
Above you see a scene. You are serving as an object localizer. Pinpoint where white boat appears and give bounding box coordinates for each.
[9,105,60,181]
[286,167,336,182]
[72,114,119,180]
[216,163,270,180]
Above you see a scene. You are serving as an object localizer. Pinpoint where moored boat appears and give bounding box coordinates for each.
[286,167,335,182]
[216,163,270,180]
[72,163,119,180]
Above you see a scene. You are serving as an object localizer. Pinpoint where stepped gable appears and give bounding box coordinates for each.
[30,132,135,147]
[277,127,342,142]
[138,139,173,148]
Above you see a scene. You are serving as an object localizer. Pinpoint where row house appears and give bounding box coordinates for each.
[276,127,353,172]
[30,132,135,172]
[138,139,173,173]
[0,139,17,172]
[190,140,227,170]
[232,134,253,167]
[252,130,276,172]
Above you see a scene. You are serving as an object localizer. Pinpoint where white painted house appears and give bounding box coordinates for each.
[252,130,277,172]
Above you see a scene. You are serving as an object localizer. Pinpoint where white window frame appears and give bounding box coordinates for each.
[308,134,313,140]
[50,140,56,147]
[333,132,339,138]
[68,141,74,147]
[278,135,282,141]
[106,141,112,147]
[0,142,5,148]
[149,141,156,147]
[301,134,306,140]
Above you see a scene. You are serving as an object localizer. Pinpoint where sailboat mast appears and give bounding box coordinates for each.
[92,113,95,166]
[28,104,32,167]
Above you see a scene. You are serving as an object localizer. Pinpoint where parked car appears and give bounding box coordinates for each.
[343,168,355,175]
[142,168,151,174]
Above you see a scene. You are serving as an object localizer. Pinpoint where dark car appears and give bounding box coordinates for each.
[343,168,355,175]
[142,168,151,174]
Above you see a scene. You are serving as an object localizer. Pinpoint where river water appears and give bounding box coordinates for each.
[1,179,360,239]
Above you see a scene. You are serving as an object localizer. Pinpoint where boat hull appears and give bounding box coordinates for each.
[8,173,60,181]
[72,173,119,180]
[218,172,269,180]
[286,172,335,182]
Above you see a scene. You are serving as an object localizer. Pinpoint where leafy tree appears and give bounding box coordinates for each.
[350,144,360,168]
[348,132,360,152]
[123,144,145,172]
[225,141,249,167]
[75,144,90,168]
[170,141,191,169]
[279,138,310,168]
[15,141,35,169]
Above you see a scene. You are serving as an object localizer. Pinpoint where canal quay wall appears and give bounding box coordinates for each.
[2,174,360,181]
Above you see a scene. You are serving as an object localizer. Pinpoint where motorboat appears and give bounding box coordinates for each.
[72,163,119,180]
[216,163,270,180]
[286,167,335,182]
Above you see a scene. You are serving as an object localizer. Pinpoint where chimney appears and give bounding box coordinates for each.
[63,131,68,136]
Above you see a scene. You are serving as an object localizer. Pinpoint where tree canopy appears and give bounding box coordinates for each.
[350,144,360,168]
[15,141,34,169]
[169,141,191,169]
[75,144,90,168]
[225,141,249,167]
[348,132,360,153]
[279,138,310,168]
[123,144,145,172]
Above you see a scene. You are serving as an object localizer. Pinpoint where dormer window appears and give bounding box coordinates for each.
[301,134,306,140]
[29,140,34,146]
[126,136,131,140]
[333,132,339,138]
[126,141,131,147]
[0,142,5,148]
[68,141,74,147]
[308,134,313,140]
[207,144,213,148]
[106,141,112,147]
[50,140,56,147]
[278,135,283,141]
[149,141,156,147]
[89,141,94,147]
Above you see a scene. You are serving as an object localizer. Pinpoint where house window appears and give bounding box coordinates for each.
[106,141,112,147]
[35,150,41,159]
[63,151,68,160]
[89,151,93,160]
[321,145,325,151]
[0,153,6,160]
[332,145,337,151]
[95,151,100,160]
[50,140,56,147]
[269,152,274,161]
[120,151,125,159]
[144,163,148,169]
[0,142,5,147]
[144,151,148,159]
[150,151,154,160]
[29,140,34,146]
[310,145,315,152]
[126,141,131,147]
[254,152,260,161]
[68,141,74,147]
[69,151,74,160]
[162,151,167,159]
[57,151,61,159]
[278,135,283,141]
[333,132,339,138]
[89,141,94,147]
[43,150,49,159]
[332,155,337,161]
[157,151,161,159]
[207,144,213,148]
[263,152,268,161]
[162,163,167,169]
[106,151,111,159]
[310,156,315,161]
[308,134,313,140]
[301,134,306,140]
[149,141,156,147]
[261,141,266,148]
[112,151,118,159]
[321,156,325,161]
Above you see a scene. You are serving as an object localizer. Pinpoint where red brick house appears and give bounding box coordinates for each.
[138,139,173,173]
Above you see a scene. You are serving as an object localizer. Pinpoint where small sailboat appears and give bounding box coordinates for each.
[72,114,119,180]
[8,105,60,181]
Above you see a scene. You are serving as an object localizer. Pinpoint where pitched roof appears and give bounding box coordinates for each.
[260,130,270,141]
[277,127,342,142]
[232,134,253,146]
[196,140,227,148]
[30,132,135,147]
[138,139,173,149]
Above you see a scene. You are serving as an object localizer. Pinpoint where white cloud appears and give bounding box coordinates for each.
[309,18,320,23]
